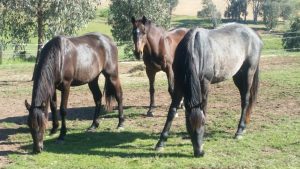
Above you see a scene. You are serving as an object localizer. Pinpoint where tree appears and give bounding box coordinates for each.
[262,0,296,30]
[168,0,179,16]
[282,17,300,51]
[0,0,97,63]
[262,0,281,30]
[224,0,248,22]
[197,0,222,28]
[248,0,264,24]
[109,0,170,59]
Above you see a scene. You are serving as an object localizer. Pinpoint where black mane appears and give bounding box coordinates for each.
[32,37,60,107]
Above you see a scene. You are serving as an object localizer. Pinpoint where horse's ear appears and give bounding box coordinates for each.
[142,16,147,24]
[131,16,136,24]
[25,100,31,110]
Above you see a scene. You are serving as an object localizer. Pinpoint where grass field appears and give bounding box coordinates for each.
[0,55,300,168]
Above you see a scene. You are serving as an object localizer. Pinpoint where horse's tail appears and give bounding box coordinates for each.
[182,29,205,131]
[246,64,259,124]
[103,76,116,112]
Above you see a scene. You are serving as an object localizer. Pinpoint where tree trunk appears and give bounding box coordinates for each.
[0,44,2,65]
[32,0,44,80]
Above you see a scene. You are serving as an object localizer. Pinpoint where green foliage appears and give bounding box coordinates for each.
[197,0,222,28]
[282,17,300,51]
[224,0,248,22]
[0,0,97,55]
[99,8,110,18]
[263,0,295,30]
[108,0,171,59]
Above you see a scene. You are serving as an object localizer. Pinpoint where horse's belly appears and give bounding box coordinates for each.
[73,66,101,83]
[211,55,245,83]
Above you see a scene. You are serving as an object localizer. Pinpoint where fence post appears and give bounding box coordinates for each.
[0,43,2,65]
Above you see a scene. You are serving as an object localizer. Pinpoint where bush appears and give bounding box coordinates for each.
[99,8,109,18]
[282,17,300,51]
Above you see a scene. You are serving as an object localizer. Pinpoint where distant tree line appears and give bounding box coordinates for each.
[198,0,299,30]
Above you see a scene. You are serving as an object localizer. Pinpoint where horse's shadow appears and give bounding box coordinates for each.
[21,130,191,158]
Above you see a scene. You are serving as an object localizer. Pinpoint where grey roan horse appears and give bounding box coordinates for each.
[155,23,263,157]
[25,33,124,153]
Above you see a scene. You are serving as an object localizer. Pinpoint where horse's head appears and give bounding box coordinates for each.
[25,100,47,153]
[131,16,149,60]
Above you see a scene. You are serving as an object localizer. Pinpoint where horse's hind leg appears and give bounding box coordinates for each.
[87,76,102,131]
[50,91,59,135]
[146,68,157,117]
[233,64,258,139]
[106,74,125,129]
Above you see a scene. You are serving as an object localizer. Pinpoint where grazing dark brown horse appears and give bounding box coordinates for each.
[25,33,124,153]
[131,16,188,116]
[155,23,263,157]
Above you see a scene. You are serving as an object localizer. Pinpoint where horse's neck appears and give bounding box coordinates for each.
[32,63,55,107]
[145,25,166,57]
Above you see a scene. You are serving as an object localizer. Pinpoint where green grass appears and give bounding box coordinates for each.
[1,56,300,169]
[5,109,300,169]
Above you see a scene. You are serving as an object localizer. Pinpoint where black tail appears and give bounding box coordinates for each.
[246,64,259,124]
[104,77,116,112]
[182,29,205,130]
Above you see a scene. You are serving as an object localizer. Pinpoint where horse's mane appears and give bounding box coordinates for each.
[32,37,61,107]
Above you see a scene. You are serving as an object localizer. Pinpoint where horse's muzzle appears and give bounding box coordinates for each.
[134,50,143,60]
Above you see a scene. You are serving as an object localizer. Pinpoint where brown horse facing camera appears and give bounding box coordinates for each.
[131,16,188,116]
[25,33,124,153]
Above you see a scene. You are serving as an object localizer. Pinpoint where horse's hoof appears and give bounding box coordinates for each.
[146,111,154,117]
[234,130,246,139]
[182,135,190,140]
[234,134,243,140]
[49,129,58,135]
[86,126,97,132]
[56,139,64,144]
[194,151,205,157]
[155,146,164,152]
[117,126,125,131]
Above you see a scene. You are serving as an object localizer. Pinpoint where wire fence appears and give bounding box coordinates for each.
[0,32,299,63]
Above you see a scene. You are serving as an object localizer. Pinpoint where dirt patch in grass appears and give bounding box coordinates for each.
[0,56,299,167]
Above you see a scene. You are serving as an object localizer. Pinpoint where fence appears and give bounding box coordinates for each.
[0,32,299,64]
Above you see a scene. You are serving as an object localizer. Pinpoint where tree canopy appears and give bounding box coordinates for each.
[0,0,98,58]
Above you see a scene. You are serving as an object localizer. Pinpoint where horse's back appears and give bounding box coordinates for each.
[209,23,262,78]
[178,23,262,83]
[58,33,118,85]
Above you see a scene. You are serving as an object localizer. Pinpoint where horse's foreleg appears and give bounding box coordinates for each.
[155,93,182,151]
[87,77,102,131]
[146,68,156,117]
[50,91,59,135]
[57,84,70,141]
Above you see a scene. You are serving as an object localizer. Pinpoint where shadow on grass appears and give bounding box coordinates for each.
[0,105,150,126]
[26,131,192,158]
